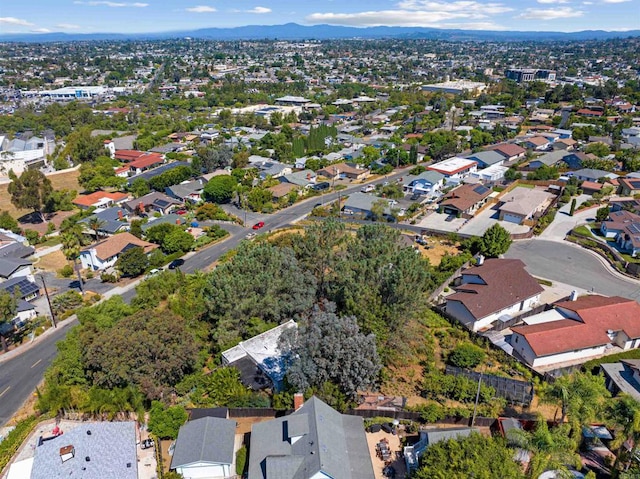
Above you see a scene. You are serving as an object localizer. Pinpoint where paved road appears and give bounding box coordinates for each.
[0,318,78,426]
[506,239,640,301]
[0,168,411,426]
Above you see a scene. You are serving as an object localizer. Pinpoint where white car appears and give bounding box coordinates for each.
[361,184,375,193]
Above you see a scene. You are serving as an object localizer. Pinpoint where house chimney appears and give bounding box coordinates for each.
[477,255,485,266]
[570,290,578,301]
[293,393,304,411]
[118,210,123,220]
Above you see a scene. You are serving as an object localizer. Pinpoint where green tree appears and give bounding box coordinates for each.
[447,343,486,369]
[596,206,610,222]
[479,223,512,258]
[281,301,381,399]
[415,433,525,479]
[86,216,105,243]
[0,211,19,233]
[202,175,237,204]
[569,198,577,216]
[148,401,188,439]
[8,169,53,222]
[61,224,89,294]
[44,189,77,213]
[606,394,640,473]
[0,290,17,352]
[162,228,194,254]
[130,178,150,198]
[195,145,232,173]
[115,246,149,277]
[144,222,176,245]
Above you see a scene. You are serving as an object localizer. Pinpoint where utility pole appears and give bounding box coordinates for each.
[471,371,483,427]
[40,275,57,328]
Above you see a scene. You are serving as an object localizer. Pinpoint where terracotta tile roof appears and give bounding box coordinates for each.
[447,258,544,321]
[580,181,603,191]
[513,295,640,357]
[115,149,146,162]
[525,136,549,147]
[72,191,129,207]
[85,232,158,261]
[487,143,526,159]
[129,154,164,169]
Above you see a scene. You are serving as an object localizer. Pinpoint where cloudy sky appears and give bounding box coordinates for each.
[0,0,638,34]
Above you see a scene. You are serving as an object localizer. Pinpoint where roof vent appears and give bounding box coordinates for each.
[85,456,91,462]
[86,430,92,435]
[127,463,132,468]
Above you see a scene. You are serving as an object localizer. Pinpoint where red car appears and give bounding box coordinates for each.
[252,221,265,230]
[176,209,187,215]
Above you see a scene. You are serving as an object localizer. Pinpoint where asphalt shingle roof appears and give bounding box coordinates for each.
[170,417,236,469]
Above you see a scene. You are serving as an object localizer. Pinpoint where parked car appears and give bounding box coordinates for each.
[252,221,265,230]
[147,268,161,276]
[140,438,154,450]
[246,232,257,240]
[312,182,330,191]
[176,209,187,215]
[361,184,375,193]
[168,259,184,270]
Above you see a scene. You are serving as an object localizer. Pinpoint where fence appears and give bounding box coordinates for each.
[445,366,534,406]
[492,304,552,331]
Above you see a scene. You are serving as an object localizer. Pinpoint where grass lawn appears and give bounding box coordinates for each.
[0,169,81,218]
[34,250,71,273]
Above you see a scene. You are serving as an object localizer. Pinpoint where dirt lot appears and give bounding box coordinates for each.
[0,169,81,219]
[418,239,461,266]
[34,249,71,273]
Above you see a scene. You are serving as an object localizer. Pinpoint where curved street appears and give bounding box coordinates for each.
[505,239,640,301]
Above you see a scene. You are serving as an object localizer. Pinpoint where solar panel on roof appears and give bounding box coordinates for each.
[155,199,169,207]
[2,278,38,297]
[473,185,489,195]
[629,224,640,234]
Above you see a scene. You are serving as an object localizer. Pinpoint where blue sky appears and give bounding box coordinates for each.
[0,0,638,34]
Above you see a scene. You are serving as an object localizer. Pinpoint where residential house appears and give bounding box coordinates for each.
[80,232,158,271]
[30,421,138,479]
[123,192,180,216]
[528,151,569,169]
[470,164,509,182]
[343,192,394,220]
[0,241,35,260]
[581,181,608,195]
[5,299,37,331]
[552,138,578,151]
[114,149,146,162]
[444,258,543,332]
[268,182,297,200]
[577,108,604,118]
[561,152,590,169]
[487,143,527,162]
[141,214,188,232]
[0,135,51,175]
[165,179,206,203]
[0,257,32,281]
[522,136,551,151]
[428,157,478,180]
[498,187,555,224]
[600,210,640,238]
[125,153,164,176]
[618,177,640,197]
[0,276,39,302]
[510,295,640,369]
[570,168,619,183]
[317,162,370,181]
[438,183,492,217]
[248,396,374,479]
[170,417,236,479]
[280,169,317,188]
[221,320,297,391]
[403,170,446,196]
[79,207,130,236]
[72,191,130,211]
[465,150,505,169]
[601,359,640,402]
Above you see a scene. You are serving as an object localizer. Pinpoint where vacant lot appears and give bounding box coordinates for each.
[34,249,70,273]
[0,168,81,218]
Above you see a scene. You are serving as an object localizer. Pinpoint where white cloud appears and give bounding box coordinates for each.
[56,23,81,29]
[31,28,52,33]
[186,5,217,13]
[307,10,495,26]
[601,0,631,3]
[516,6,584,19]
[537,0,569,3]
[397,1,513,14]
[0,17,34,26]
[247,6,271,14]
[73,1,148,7]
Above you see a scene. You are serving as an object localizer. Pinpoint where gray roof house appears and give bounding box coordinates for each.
[281,169,317,188]
[466,150,505,168]
[0,242,35,259]
[170,416,237,479]
[570,168,619,182]
[30,421,138,479]
[248,396,374,479]
[343,192,392,219]
[0,257,32,280]
[601,359,640,402]
[165,179,206,202]
[528,150,569,169]
[79,207,130,235]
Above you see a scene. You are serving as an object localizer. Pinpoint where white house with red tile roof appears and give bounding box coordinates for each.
[72,191,130,210]
[510,295,640,369]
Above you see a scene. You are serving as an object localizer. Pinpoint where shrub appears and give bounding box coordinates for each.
[58,264,74,278]
[236,446,247,475]
[447,343,486,369]
[100,273,118,283]
[0,416,39,472]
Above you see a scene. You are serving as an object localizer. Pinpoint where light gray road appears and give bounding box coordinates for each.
[505,239,640,301]
[0,168,412,426]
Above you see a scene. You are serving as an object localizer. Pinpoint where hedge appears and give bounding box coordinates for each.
[583,349,640,374]
[0,415,39,472]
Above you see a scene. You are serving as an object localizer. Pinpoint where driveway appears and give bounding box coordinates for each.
[458,203,530,237]
[505,239,640,301]
[539,194,594,241]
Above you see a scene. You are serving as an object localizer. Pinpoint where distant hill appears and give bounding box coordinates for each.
[1,23,638,43]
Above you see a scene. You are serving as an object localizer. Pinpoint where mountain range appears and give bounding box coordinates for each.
[1,23,638,43]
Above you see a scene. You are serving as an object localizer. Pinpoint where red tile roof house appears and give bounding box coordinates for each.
[486,143,527,162]
[72,191,130,210]
[510,295,640,370]
[443,258,544,332]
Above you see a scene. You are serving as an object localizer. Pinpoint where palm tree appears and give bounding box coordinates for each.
[85,216,105,243]
[508,419,581,479]
[606,394,640,473]
[61,224,89,294]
